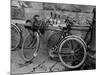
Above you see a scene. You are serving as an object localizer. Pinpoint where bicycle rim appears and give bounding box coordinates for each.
[58,36,87,69]
[11,24,21,51]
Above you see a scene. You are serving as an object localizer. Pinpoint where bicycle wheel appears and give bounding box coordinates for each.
[22,32,40,61]
[11,24,21,51]
[48,31,62,48]
[58,35,87,69]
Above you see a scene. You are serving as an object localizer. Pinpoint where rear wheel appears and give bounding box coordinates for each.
[22,32,40,61]
[48,31,62,48]
[58,35,87,69]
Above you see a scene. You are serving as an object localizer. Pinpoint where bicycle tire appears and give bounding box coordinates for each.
[11,24,21,51]
[58,35,87,69]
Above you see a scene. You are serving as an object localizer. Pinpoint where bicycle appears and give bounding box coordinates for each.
[11,19,45,61]
[47,17,95,69]
[21,22,45,61]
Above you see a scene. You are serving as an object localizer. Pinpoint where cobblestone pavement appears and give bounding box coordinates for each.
[11,31,68,74]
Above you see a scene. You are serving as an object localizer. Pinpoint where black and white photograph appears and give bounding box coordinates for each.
[11,0,96,74]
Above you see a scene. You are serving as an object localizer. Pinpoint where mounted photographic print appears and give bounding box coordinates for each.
[11,0,96,74]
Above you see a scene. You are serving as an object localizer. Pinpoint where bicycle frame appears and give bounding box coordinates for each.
[47,22,94,51]
[70,24,94,47]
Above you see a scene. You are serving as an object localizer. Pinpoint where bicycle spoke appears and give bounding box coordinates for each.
[71,40,78,50]
[68,40,72,49]
[63,55,75,66]
[75,49,84,55]
[61,48,71,51]
[69,40,75,50]
[74,52,84,61]
[74,46,82,52]
[68,40,72,50]
[73,42,81,51]
[30,37,37,47]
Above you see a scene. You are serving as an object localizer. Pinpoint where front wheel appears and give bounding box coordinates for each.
[22,32,40,61]
[11,24,21,51]
[58,35,87,69]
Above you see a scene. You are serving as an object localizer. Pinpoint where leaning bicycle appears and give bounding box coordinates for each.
[47,25,87,69]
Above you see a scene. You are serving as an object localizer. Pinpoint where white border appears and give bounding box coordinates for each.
[0,0,98,75]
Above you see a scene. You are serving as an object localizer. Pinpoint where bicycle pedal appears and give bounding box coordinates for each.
[25,61,32,64]
[49,51,58,58]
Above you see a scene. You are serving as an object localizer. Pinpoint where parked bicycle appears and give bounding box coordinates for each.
[47,16,95,69]
[21,27,40,61]
[21,17,47,61]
